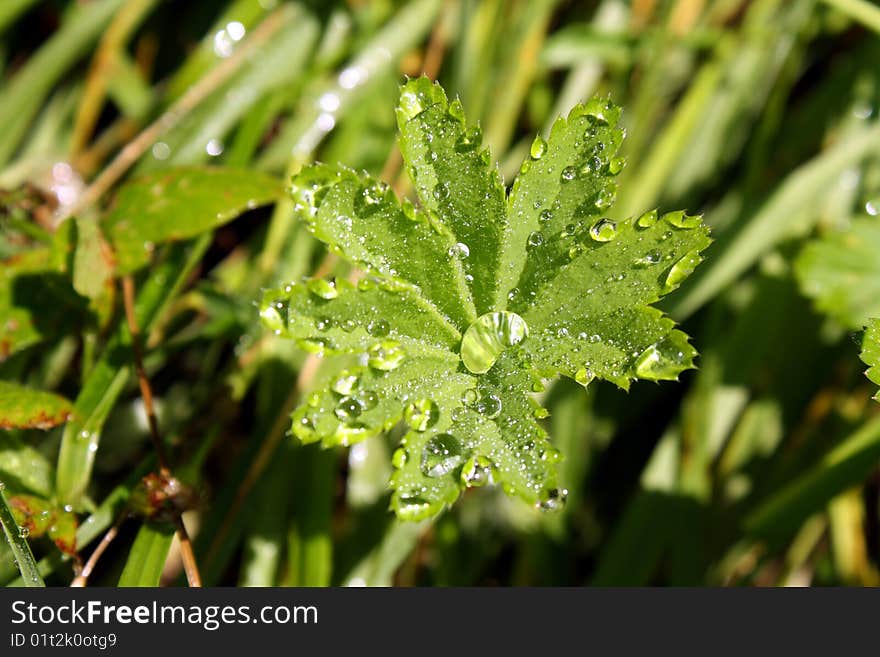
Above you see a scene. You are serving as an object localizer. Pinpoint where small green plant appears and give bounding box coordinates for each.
[261,77,711,520]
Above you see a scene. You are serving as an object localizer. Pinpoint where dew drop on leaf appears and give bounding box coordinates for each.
[367,318,390,337]
[448,242,470,258]
[461,455,493,487]
[368,340,406,370]
[574,367,594,386]
[404,399,440,432]
[475,393,502,418]
[589,218,617,242]
[539,209,553,223]
[663,210,702,229]
[530,135,548,160]
[307,278,338,299]
[608,156,626,175]
[335,396,363,421]
[537,487,568,511]
[420,433,465,478]
[662,250,703,293]
[560,166,577,182]
[356,389,379,410]
[527,231,544,248]
[636,209,658,228]
[460,311,529,374]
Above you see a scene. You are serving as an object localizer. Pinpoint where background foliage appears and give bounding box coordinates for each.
[1,0,879,586]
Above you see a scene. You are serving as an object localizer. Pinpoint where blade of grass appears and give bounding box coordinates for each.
[821,0,880,34]
[746,414,880,540]
[117,522,175,587]
[670,120,880,319]
[0,486,44,587]
[0,0,126,167]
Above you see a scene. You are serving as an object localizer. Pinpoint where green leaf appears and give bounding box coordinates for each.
[269,77,708,520]
[8,494,78,555]
[396,76,507,316]
[104,167,283,274]
[0,248,90,361]
[0,434,54,497]
[863,319,880,402]
[796,216,880,328]
[0,381,73,430]
[117,522,175,587]
[290,164,475,327]
[0,487,44,587]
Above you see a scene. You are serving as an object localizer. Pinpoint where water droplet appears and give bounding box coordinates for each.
[460,311,529,374]
[530,135,547,159]
[636,209,658,228]
[332,371,360,395]
[462,389,479,406]
[368,340,406,371]
[608,157,625,175]
[0,481,5,491]
[663,210,702,229]
[560,166,577,182]
[539,209,553,223]
[634,250,662,267]
[395,493,433,521]
[307,278,338,299]
[434,183,451,202]
[455,126,482,152]
[420,433,464,478]
[151,142,171,160]
[589,218,617,242]
[574,367,594,386]
[316,317,333,331]
[461,455,493,487]
[391,447,407,468]
[205,139,224,157]
[527,231,544,248]
[537,487,568,511]
[19,527,30,538]
[319,92,340,112]
[448,242,469,258]
[404,399,439,432]
[533,407,550,419]
[367,319,390,337]
[335,396,364,421]
[475,394,502,418]
[663,250,703,292]
[356,389,379,410]
[399,89,429,121]
[865,200,878,216]
[634,341,687,380]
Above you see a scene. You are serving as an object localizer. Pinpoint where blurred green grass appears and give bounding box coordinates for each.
[1,0,879,586]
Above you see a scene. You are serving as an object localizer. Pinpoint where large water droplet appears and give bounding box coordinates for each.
[634,342,686,380]
[536,487,568,511]
[589,218,617,242]
[460,311,529,374]
[475,393,502,418]
[368,340,406,371]
[663,210,702,229]
[367,319,390,337]
[608,157,626,175]
[404,399,439,432]
[420,433,464,478]
[460,455,493,487]
[662,250,703,292]
[448,242,469,258]
[539,209,553,223]
[335,396,363,421]
[399,89,429,121]
[332,371,360,395]
[560,166,577,182]
[530,135,547,160]
[356,389,379,410]
[574,367,594,386]
[527,231,544,248]
[395,493,433,521]
[307,278,338,300]
[636,209,658,228]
